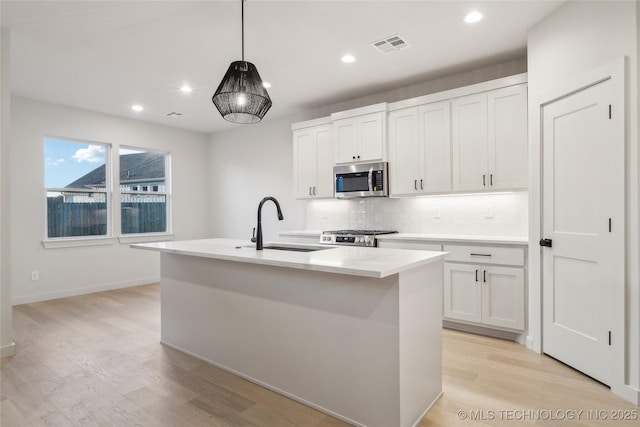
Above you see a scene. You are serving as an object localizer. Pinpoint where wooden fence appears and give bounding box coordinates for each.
[47,198,166,237]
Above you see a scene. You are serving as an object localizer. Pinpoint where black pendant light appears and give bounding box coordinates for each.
[212,0,272,124]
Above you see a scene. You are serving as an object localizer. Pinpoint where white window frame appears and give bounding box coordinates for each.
[42,139,173,248]
[117,146,172,243]
[42,137,114,249]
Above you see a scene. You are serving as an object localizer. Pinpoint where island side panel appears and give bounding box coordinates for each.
[399,262,443,426]
[159,252,403,427]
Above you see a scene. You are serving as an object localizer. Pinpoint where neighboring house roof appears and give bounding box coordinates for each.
[66,152,165,189]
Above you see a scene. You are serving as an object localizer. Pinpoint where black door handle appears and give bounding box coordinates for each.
[539,238,552,247]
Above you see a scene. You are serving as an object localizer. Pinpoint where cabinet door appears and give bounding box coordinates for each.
[358,112,385,162]
[419,101,452,193]
[481,266,525,330]
[333,118,358,164]
[314,125,334,198]
[443,263,482,324]
[452,93,488,192]
[293,129,316,199]
[388,108,420,195]
[488,84,528,190]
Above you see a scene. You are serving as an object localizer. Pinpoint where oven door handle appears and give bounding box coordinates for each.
[368,167,374,193]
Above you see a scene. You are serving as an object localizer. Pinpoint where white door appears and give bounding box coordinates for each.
[541,78,621,386]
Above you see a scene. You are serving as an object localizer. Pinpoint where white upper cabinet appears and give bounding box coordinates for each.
[419,102,452,193]
[388,101,451,196]
[332,103,387,164]
[388,108,421,195]
[452,93,489,192]
[292,118,333,199]
[488,84,528,190]
[452,84,528,192]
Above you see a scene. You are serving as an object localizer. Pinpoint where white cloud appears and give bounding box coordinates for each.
[46,158,65,166]
[73,145,105,163]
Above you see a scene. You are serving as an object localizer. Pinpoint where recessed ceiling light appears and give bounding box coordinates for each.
[262,81,272,89]
[465,11,483,23]
[341,54,356,64]
[180,84,193,93]
[131,104,144,112]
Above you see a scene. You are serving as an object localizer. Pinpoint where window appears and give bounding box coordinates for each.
[119,147,169,235]
[45,138,109,238]
[44,139,171,241]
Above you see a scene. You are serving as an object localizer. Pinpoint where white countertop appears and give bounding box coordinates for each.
[376,233,528,245]
[279,230,528,245]
[132,238,446,279]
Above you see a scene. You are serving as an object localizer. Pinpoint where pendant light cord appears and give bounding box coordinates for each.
[241,0,245,61]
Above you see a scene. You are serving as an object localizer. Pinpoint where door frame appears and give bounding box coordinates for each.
[528,57,632,402]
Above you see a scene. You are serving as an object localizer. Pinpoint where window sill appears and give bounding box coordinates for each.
[42,234,175,248]
[118,233,175,244]
[42,237,117,249]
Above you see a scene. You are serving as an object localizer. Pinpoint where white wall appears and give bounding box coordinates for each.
[10,97,211,304]
[209,115,307,242]
[528,0,639,403]
[1,29,15,357]
[208,59,528,240]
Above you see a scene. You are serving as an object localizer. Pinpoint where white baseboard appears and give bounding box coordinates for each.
[12,277,160,305]
[612,384,640,406]
[443,320,523,343]
[1,341,16,358]
[526,335,534,350]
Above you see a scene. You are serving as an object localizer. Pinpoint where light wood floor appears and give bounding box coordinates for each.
[1,284,638,426]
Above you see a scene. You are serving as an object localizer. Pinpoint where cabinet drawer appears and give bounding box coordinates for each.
[443,244,524,266]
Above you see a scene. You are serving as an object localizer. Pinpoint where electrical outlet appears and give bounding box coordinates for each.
[485,207,494,218]
[30,271,39,281]
[433,208,441,219]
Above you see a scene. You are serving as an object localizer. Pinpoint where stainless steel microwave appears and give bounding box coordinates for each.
[334,162,389,199]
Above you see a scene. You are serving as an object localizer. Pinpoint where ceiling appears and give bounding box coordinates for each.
[1,0,564,134]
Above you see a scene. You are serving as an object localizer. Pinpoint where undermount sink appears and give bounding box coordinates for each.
[243,243,333,252]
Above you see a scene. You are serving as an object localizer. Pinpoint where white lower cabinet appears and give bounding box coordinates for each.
[443,263,525,331]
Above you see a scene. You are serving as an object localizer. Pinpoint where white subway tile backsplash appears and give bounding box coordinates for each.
[306,192,528,236]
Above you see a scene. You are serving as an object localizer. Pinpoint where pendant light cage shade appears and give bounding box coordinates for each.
[212,61,272,124]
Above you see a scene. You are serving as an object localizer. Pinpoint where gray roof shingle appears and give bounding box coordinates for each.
[66,152,165,189]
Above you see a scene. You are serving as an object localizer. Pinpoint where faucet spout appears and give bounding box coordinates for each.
[256,196,284,250]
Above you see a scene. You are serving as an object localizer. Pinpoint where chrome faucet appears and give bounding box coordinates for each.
[255,196,284,250]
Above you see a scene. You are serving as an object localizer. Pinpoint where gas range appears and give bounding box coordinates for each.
[319,229,398,247]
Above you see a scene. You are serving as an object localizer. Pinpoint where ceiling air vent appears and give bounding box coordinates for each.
[371,35,410,54]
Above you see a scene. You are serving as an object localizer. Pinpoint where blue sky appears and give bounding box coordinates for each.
[44,138,106,188]
[44,139,143,188]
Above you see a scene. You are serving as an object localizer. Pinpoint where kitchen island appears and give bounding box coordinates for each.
[132,238,445,427]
